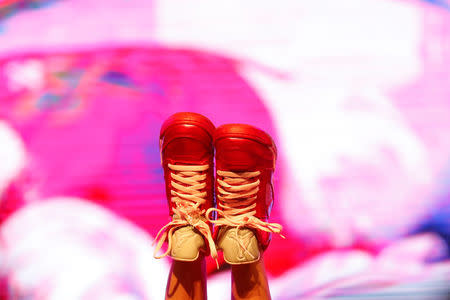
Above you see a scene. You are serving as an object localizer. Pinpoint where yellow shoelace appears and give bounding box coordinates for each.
[154,164,217,261]
[206,170,284,257]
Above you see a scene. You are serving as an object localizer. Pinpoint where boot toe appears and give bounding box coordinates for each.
[218,227,260,265]
[170,226,205,261]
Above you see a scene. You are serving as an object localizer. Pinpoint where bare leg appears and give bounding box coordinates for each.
[231,257,271,300]
[165,255,207,300]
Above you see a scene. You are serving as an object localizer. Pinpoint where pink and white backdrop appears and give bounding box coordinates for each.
[0,0,449,299]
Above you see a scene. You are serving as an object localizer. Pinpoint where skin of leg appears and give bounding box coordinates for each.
[165,255,207,300]
[231,256,271,300]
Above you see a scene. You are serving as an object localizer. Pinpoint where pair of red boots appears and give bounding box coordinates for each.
[154,112,282,265]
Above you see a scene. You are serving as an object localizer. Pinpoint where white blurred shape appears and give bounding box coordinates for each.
[0,198,169,300]
[155,0,421,85]
[378,233,448,265]
[271,250,373,299]
[4,59,45,92]
[0,121,26,198]
[270,234,449,299]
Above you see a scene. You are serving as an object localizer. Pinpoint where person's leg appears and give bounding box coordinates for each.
[155,113,217,300]
[231,257,271,300]
[166,255,207,300]
[209,124,282,300]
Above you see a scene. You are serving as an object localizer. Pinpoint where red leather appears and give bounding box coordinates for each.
[214,124,277,250]
[159,112,215,218]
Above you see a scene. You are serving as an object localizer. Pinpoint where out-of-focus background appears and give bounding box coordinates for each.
[0,0,449,299]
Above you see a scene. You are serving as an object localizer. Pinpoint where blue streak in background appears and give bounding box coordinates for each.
[422,0,450,9]
[414,162,450,260]
[0,0,62,25]
[100,71,134,87]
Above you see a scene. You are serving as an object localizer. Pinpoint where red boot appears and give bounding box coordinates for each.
[208,124,283,265]
[154,112,217,262]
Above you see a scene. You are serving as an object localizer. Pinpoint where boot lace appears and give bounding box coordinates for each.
[154,163,217,261]
[206,170,284,257]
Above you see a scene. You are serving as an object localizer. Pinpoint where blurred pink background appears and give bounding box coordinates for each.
[0,0,449,299]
